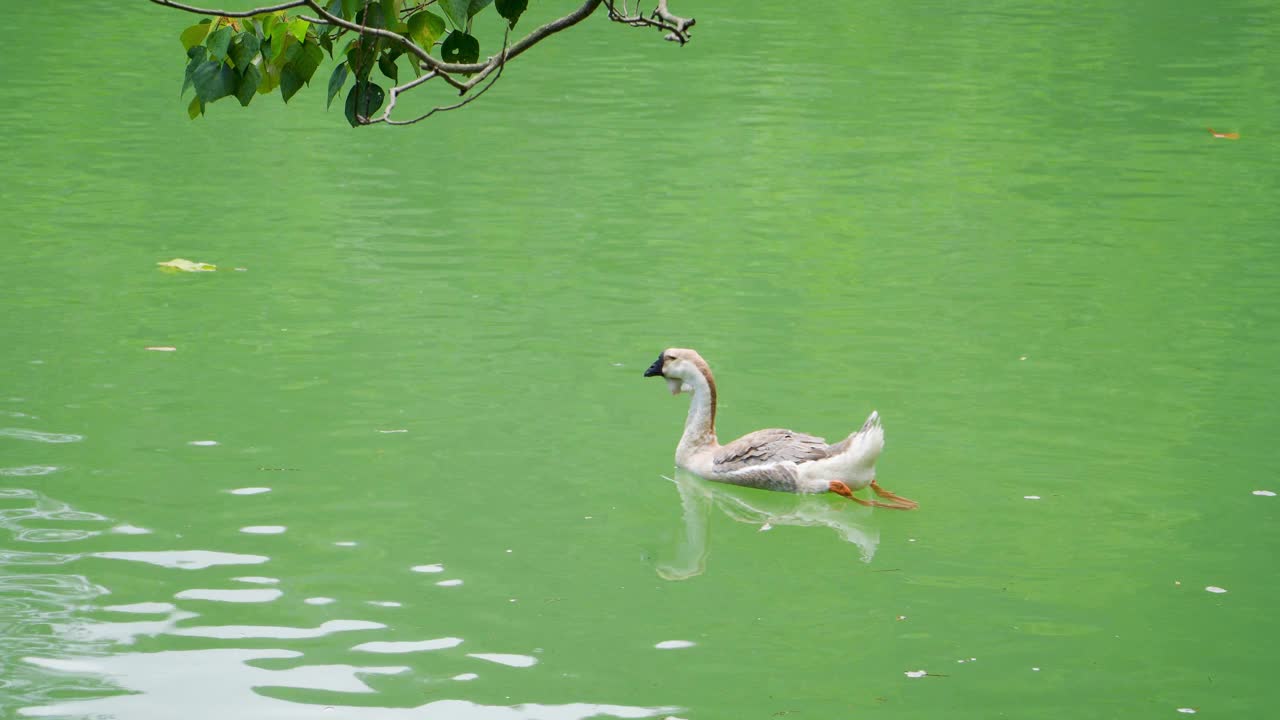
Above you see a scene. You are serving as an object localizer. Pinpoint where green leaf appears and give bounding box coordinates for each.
[180,23,210,51]
[229,32,260,69]
[285,38,306,64]
[344,81,385,126]
[192,60,237,103]
[439,0,469,29]
[327,62,349,108]
[182,45,208,97]
[295,40,325,82]
[270,25,288,59]
[347,41,374,80]
[441,31,479,64]
[187,95,204,120]
[261,12,281,38]
[495,0,526,27]
[205,26,233,61]
[236,64,262,106]
[318,32,333,57]
[342,0,361,19]
[441,0,491,26]
[280,64,304,103]
[258,63,278,93]
[407,10,445,48]
[355,3,385,28]
[378,52,399,82]
[287,17,310,43]
[381,0,400,23]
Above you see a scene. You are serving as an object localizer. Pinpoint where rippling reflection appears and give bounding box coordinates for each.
[657,469,880,580]
[0,428,84,443]
[3,469,684,716]
[0,486,115,710]
[20,648,679,719]
[92,550,269,570]
[0,486,679,717]
[0,486,107,544]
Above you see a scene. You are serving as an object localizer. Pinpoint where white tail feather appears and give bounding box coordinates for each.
[796,411,884,489]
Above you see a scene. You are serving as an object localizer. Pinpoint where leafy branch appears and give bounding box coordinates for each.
[149,0,696,127]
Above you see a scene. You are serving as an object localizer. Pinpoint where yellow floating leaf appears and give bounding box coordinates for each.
[157,258,217,272]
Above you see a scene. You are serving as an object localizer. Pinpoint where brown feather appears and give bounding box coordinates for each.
[713,428,837,472]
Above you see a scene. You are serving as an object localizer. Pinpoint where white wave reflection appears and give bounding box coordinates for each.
[0,487,110,544]
[240,525,286,535]
[175,588,283,603]
[354,637,464,653]
[68,606,198,645]
[468,653,538,668]
[0,428,84,443]
[0,466,59,476]
[109,524,153,535]
[171,618,385,639]
[0,549,80,566]
[19,648,679,720]
[102,602,176,614]
[93,550,269,570]
[656,469,880,580]
[0,572,112,709]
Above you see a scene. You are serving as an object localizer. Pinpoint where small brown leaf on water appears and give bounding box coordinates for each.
[1207,127,1240,140]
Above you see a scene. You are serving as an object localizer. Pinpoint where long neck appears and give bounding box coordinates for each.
[677,364,718,454]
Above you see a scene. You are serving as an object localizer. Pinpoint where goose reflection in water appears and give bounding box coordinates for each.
[656,469,880,581]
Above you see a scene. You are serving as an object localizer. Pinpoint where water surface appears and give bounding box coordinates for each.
[2,0,1279,718]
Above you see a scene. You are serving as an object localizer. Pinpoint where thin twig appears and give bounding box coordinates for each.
[299,1,449,73]
[653,0,695,42]
[434,0,604,75]
[379,29,510,126]
[603,0,693,44]
[371,70,438,124]
[148,0,307,18]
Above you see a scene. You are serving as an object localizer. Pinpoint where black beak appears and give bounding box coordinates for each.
[643,354,665,378]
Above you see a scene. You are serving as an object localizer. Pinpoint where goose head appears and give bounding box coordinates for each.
[644,348,710,396]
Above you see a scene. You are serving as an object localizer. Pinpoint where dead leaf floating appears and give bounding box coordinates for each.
[157,258,216,272]
[1207,127,1240,140]
[144,346,177,352]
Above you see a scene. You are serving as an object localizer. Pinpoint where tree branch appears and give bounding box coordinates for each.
[148,0,307,18]
[152,0,696,125]
[604,0,694,44]
[298,1,459,81]
[381,47,507,125]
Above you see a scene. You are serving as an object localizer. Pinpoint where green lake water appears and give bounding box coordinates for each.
[3,1,1279,718]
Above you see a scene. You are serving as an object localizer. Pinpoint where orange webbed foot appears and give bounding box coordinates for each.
[829,480,918,510]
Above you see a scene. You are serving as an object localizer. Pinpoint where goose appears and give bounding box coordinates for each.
[644,348,917,510]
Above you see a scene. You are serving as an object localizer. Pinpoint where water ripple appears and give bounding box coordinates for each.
[171,619,385,640]
[468,653,539,668]
[174,588,284,603]
[1,487,110,544]
[0,465,59,476]
[353,637,463,653]
[19,647,679,719]
[0,428,84,443]
[92,550,269,570]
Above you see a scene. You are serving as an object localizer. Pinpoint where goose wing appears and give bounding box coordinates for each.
[713,428,834,471]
